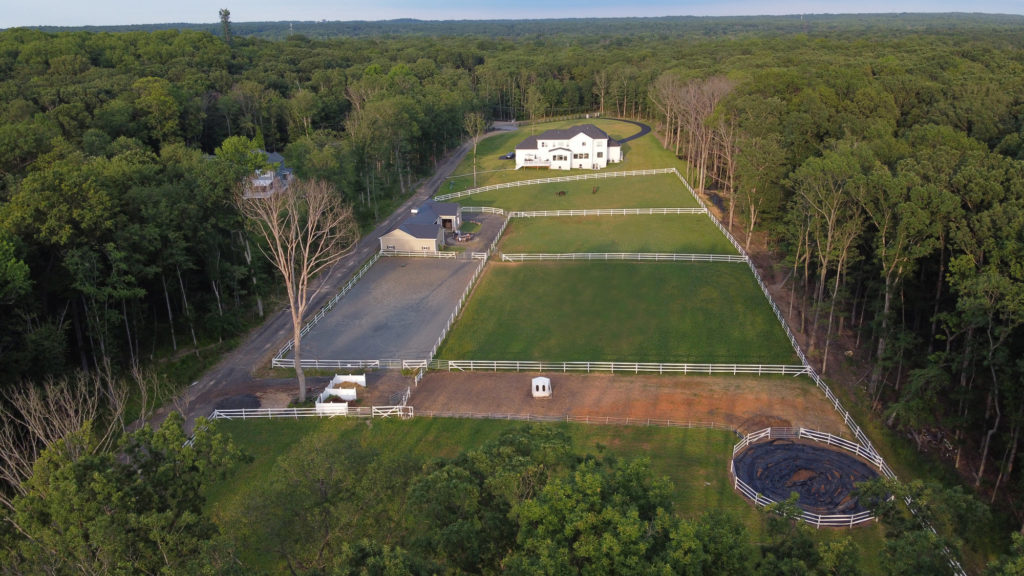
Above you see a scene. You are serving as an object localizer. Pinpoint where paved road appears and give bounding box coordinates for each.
[156,132,501,431]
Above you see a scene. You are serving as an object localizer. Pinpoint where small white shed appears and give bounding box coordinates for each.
[531,376,552,398]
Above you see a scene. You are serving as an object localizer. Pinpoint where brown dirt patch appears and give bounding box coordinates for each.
[411,371,850,437]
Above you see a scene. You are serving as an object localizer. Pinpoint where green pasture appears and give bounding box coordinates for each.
[499,214,738,254]
[458,172,700,211]
[207,418,885,574]
[437,261,798,364]
[446,118,694,193]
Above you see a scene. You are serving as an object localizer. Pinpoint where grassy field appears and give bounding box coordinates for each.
[499,214,738,254]
[206,418,886,574]
[437,261,798,364]
[446,118,695,193]
[457,172,700,211]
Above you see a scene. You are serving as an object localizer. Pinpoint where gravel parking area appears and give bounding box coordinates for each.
[297,257,481,361]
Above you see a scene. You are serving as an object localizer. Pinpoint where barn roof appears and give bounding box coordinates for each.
[381,200,454,240]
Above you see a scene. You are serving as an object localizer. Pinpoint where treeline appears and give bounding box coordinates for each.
[29,13,1024,41]
[648,29,1024,513]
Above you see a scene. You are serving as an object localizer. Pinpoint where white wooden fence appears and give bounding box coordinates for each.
[501,252,746,263]
[272,358,381,370]
[380,250,457,259]
[433,168,677,201]
[730,427,882,528]
[510,207,706,217]
[460,206,505,214]
[437,359,807,376]
[208,405,413,420]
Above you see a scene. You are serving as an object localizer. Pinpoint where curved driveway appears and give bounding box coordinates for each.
[610,118,651,143]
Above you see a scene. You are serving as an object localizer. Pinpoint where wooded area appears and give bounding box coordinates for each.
[3,13,1024,572]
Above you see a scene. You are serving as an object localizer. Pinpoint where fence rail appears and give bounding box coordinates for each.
[460,206,506,214]
[271,358,381,370]
[501,252,746,263]
[434,168,676,201]
[380,250,457,259]
[439,359,807,375]
[417,410,733,431]
[733,475,877,528]
[510,207,706,217]
[209,405,412,420]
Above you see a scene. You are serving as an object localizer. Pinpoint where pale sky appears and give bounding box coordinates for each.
[4,0,1024,28]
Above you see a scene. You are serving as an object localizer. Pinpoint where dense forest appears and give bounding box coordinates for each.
[4,13,1024,573]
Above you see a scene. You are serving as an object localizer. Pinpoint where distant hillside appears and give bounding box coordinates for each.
[23,13,1024,40]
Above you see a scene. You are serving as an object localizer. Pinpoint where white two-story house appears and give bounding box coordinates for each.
[514,124,622,170]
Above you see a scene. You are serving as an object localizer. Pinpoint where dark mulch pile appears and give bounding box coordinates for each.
[733,439,880,515]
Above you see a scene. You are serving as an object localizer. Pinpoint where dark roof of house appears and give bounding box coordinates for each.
[515,124,618,150]
[258,150,292,177]
[516,135,539,150]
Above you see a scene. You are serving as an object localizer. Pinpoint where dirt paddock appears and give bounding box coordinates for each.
[411,371,850,437]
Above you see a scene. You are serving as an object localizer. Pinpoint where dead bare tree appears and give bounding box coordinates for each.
[0,364,134,510]
[235,178,359,403]
[464,111,486,187]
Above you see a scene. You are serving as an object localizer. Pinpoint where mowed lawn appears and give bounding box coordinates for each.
[458,172,700,211]
[500,214,738,254]
[437,261,798,364]
[207,418,745,518]
[207,418,886,574]
[447,118,694,192]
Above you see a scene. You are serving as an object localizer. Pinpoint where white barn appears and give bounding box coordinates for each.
[378,201,462,253]
[515,124,622,170]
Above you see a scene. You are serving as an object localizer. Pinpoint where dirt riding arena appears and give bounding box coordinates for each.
[411,371,850,436]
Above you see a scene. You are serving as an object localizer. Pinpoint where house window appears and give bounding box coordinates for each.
[573,153,589,159]
[553,154,568,161]
[541,142,547,147]
[386,244,396,250]
[597,152,604,158]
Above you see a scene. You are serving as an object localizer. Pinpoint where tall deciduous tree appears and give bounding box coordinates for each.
[235,179,358,402]
[3,412,243,575]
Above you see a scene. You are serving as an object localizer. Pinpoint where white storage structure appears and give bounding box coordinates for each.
[316,374,367,414]
[531,376,552,398]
